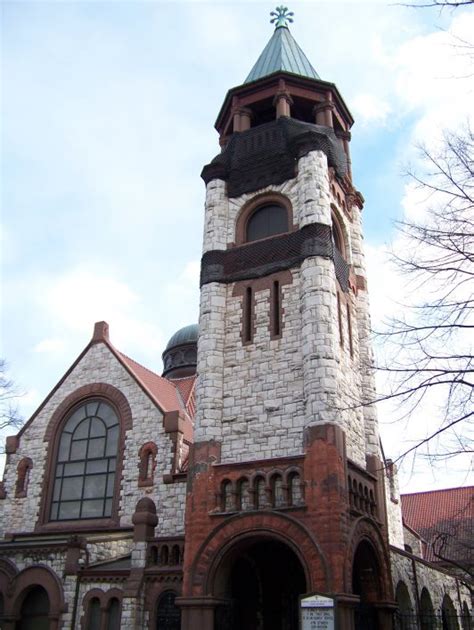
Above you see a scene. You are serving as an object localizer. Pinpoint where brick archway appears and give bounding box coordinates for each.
[345,516,393,600]
[10,564,65,629]
[346,517,395,630]
[189,510,330,596]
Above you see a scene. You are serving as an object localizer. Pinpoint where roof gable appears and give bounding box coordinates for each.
[17,322,193,438]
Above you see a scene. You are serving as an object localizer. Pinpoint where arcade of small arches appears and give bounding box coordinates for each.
[218,469,304,513]
[147,541,185,567]
[348,473,377,518]
[394,580,472,630]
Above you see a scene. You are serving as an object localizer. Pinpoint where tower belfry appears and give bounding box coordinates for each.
[181,8,395,629]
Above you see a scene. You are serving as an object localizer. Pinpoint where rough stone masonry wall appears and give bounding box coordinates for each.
[1,534,132,629]
[0,342,186,537]
[391,548,472,617]
[196,150,377,466]
[220,270,305,461]
[349,203,380,458]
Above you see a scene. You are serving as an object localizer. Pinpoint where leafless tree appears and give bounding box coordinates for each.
[0,359,24,437]
[399,0,474,8]
[373,126,473,463]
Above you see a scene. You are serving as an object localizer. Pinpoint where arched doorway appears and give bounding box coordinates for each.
[213,538,307,630]
[352,540,382,630]
[16,586,50,630]
[156,591,181,630]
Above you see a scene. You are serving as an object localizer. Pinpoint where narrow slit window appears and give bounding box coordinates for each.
[337,293,344,347]
[347,303,354,357]
[244,287,253,343]
[272,280,281,337]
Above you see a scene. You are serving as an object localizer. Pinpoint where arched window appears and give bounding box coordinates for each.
[420,588,436,630]
[106,598,121,630]
[288,472,303,506]
[138,442,157,487]
[237,478,250,511]
[160,545,169,565]
[271,474,285,508]
[442,594,459,630]
[15,457,33,498]
[18,586,50,630]
[254,476,266,509]
[156,591,181,630]
[221,480,234,512]
[461,602,471,630]
[246,204,288,242]
[331,213,345,257]
[395,581,414,630]
[50,400,119,521]
[83,591,122,630]
[87,597,101,630]
[170,545,180,565]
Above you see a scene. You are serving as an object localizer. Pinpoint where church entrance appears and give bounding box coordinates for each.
[16,586,50,630]
[352,541,383,630]
[214,538,306,630]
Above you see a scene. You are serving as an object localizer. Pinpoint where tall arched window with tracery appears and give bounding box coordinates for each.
[50,400,119,521]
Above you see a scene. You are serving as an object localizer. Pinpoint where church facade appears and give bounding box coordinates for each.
[0,9,471,629]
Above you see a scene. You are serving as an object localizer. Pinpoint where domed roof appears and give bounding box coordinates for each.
[162,324,199,379]
[165,324,199,351]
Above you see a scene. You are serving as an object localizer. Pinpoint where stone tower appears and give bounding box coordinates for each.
[180,8,395,629]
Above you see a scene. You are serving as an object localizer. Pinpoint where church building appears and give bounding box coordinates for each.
[0,7,471,629]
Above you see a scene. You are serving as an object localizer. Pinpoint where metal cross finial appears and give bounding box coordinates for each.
[270,6,294,29]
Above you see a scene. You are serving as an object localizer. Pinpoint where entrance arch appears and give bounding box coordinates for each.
[352,540,383,630]
[16,586,50,630]
[213,537,306,630]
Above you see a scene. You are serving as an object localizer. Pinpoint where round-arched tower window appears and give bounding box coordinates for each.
[246,204,288,242]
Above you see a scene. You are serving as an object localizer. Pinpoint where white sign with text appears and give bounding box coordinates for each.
[300,594,335,630]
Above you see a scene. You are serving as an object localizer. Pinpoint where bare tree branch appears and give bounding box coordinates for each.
[0,359,24,442]
[372,126,474,463]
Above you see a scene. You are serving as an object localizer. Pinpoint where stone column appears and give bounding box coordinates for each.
[239,107,253,131]
[273,91,293,118]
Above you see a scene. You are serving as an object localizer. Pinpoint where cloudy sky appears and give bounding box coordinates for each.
[2,0,473,491]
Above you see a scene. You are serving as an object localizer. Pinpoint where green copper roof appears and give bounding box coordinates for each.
[245,24,320,84]
[165,324,198,350]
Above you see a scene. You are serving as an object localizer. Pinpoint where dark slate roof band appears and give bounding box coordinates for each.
[200,223,350,292]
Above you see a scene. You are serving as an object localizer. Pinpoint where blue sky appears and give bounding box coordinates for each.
[2,1,473,490]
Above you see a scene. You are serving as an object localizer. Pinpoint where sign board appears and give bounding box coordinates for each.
[300,593,336,630]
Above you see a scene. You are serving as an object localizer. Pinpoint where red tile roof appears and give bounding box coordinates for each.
[118,352,184,413]
[401,487,473,566]
[171,376,196,409]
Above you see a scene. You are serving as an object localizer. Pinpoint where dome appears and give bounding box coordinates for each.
[162,324,198,379]
[165,324,199,351]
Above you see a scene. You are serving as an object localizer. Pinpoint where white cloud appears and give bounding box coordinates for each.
[34,338,66,355]
[351,93,392,127]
